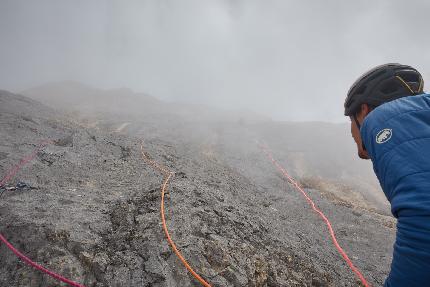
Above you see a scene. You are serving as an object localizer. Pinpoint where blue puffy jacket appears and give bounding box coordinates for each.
[361,93,430,287]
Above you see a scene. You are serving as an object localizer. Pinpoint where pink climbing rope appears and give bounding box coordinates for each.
[0,140,52,187]
[0,140,86,287]
[258,143,370,287]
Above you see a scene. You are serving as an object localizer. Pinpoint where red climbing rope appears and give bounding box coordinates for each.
[0,140,86,287]
[0,234,85,287]
[258,143,370,287]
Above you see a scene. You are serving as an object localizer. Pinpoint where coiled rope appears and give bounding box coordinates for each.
[140,143,212,287]
[0,140,86,287]
[259,143,370,287]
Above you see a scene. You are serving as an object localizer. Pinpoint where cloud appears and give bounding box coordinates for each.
[0,0,429,122]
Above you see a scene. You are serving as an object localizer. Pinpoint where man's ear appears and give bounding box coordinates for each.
[360,103,371,118]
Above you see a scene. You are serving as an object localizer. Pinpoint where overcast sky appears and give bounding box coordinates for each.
[1,0,429,122]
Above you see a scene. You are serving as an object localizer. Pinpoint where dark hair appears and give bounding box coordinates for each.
[351,104,375,117]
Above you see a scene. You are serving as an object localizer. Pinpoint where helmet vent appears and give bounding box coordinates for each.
[365,70,386,83]
[398,72,419,82]
[380,80,400,94]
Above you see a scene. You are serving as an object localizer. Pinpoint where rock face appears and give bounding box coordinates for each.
[0,90,395,286]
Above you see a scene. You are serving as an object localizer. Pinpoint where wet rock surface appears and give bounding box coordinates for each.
[0,90,395,286]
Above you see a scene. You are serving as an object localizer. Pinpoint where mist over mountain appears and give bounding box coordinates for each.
[2,1,429,122]
[23,81,387,213]
[23,81,272,124]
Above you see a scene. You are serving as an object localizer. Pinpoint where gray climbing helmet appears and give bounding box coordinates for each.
[344,63,424,116]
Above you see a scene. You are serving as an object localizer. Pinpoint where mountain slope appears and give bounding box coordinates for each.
[1,90,395,286]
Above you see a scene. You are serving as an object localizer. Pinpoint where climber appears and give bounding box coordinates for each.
[344,63,430,287]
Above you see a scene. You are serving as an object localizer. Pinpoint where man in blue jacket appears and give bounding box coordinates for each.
[344,63,430,286]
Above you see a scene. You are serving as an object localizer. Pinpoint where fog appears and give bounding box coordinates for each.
[1,4,403,284]
[1,0,429,122]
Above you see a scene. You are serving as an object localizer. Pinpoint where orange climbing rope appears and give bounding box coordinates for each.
[140,143,212,287]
